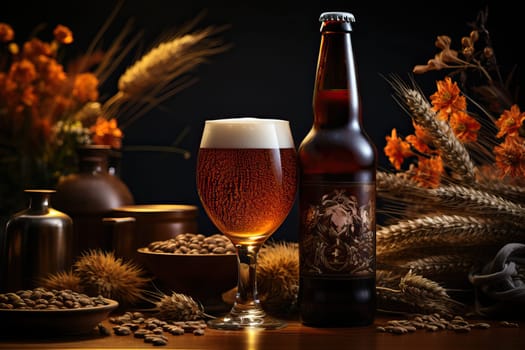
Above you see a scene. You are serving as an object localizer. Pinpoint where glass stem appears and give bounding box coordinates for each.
[231,244,265,318]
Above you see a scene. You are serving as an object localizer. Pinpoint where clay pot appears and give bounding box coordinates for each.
[104,204,199,263]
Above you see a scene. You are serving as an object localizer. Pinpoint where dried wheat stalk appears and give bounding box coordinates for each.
[376,286,462,317]
[377,214,523,257]
[477,180,525,205]
[377,72,525,316]
[118,28,225,97]
[399,271,448,299]
[387,76,477,183]
[102,25,229,127]
[378,171,525,223]
[377,171,426,198]
[430,185,525,223]
[377,271,467,317]
[397,254,482,278]
[378,245,500,267]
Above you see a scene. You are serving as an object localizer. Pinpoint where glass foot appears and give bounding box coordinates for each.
[207,313,287,330]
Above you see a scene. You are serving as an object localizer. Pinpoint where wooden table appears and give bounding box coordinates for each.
[0,315,523,350]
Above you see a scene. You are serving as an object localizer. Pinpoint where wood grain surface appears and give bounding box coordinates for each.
[0,315,523,350]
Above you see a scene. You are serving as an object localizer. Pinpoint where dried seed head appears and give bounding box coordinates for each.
[483,46,494,59]
[257,241,299,316]
[469,30,479,43]
[73,249,150,305]
[39,270,83,292]
[155,292,204,321]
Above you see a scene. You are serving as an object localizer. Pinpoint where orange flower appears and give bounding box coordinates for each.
[22,38,53,60]
[90,117,123,149]
[449,111,481,143]
[72,73,99,103]
[406,122,434,154]
[411,156,444,188]
[430,77,467,121]
[20,85,37,107]
[53,25,73,45]
[8,59,37,86]
[495,104,525,138]
[38,57,67,92]
[384,128,412,170]
[0,22,14,42]
[493,135,525,178]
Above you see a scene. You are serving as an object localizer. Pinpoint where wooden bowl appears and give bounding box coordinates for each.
[137,248,237,313]
[0,298,118,337]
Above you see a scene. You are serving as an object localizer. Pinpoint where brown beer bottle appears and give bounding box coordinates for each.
[298,12,377,327]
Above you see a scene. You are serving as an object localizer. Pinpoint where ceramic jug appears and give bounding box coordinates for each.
[1,189,73,292]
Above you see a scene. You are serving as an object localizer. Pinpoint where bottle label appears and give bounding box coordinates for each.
[299,182,375,277]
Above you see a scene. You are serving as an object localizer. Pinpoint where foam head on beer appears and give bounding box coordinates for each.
[200,117,295,149]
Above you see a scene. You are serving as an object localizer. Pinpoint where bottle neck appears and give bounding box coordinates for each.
[313,28,361,129]
[26,190,53,213]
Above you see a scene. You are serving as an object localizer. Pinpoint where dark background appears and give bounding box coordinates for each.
[2,0,523,241]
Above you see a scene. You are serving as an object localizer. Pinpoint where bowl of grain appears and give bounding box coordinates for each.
[137,233,237,313]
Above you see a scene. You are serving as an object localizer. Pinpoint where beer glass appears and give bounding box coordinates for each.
[196,117,297,330]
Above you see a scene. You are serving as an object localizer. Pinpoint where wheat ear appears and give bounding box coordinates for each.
[399,271,449,299]
[386,75,477,183]
[378,244,501,265]
[376,286,461,317]
[397,254,483,280]
[103,26,229,127]
[380,178,525,222]
[377,171,426,197]
[431,185,525,223]
[377,214,523,257]
[477,179,525,205]
[118,28,222,96]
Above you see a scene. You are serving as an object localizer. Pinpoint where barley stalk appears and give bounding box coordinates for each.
[379,176,525,223]
[377,271,466,317]
[376,271,461,316]
[102,25,229,127]
[378,72,525,317]
[118,29,220,96]
[379,255,480,291]
[377,269,403,288]
[399,271,449,299]
[398,254,482,278]
[377,214,523,257]
[477,180,525,205]
[376,286,461,317]
[431,185,525,223]
[387,76,477,183]
[379,244,502,266]
[377,171,425,197]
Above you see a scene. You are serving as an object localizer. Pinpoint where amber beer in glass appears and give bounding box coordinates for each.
[197,117,297,330]
[298,12,377,327]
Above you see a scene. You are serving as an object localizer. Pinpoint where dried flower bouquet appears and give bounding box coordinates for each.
[0,5,228,215]
[377,7,525,318]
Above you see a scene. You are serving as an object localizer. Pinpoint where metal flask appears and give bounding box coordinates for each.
[1,189,73,292]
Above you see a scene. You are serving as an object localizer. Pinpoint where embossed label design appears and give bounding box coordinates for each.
[300,185,375,277]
